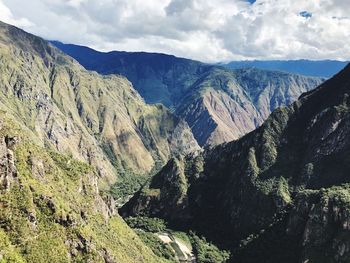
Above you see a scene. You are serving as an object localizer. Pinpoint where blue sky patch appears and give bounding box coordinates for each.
[299,11,312,18]
[246,0,256,4]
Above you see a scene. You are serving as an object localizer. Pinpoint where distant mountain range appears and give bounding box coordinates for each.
[222,59,348,78]
[52,41,323,146]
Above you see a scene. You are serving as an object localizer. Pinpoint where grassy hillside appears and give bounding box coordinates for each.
[0,21,199,189]
[0,113,166,262]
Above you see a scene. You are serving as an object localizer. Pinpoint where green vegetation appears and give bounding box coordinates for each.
[135,230,175,262]
[0,228,26,263]
[123,217,176,261]
[320,184,350,210]
[189,232,230,263]
[171,231,192,248]
[49,150,93,180]
[110,174,149,201]
[109,151,166,204]
[125,217,167,233]
[0,114,165,263]
[124,216,230,262]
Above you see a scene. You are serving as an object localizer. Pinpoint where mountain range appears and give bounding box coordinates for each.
[0,22,202,187]
[223,60,348,78]
[122,61,350,262]
[52,41,323,146]
[1,19,349,263]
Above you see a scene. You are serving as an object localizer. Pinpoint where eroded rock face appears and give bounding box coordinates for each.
[176,68,322,147]
[0,135,18,190]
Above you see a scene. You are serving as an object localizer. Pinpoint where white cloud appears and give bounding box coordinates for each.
[0,0,349,62]
[0,0,32,27]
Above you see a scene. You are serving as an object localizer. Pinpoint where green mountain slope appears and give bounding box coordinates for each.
[0,113,167,262]
[53,42,323,147]
[0,21,199,188]
[0,20,207,263]
[122,63,350,262]
[51,41,212,108]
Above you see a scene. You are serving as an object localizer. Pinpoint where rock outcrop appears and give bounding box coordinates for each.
[0,135,18,190]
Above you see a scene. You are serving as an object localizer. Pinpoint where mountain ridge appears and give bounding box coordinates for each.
[122,63,350,262]
[223,59,348,78]
[53,41,323,147]
[0,21,200,188]
[0,19,196,263]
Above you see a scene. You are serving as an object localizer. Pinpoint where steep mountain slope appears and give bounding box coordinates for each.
[0,111,166,262]
[177,67,322,145]
[122,63,350,263]
[53,42,322,146]
[0,21,199,187]
[224,59,348,78]
[51,41,211,108]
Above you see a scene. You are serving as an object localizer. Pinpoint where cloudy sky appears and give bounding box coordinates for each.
[0,0,349,62]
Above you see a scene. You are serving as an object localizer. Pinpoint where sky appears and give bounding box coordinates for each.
[0,0,349,62]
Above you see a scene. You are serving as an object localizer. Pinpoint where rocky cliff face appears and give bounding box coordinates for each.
[286,189,350,263]
[0,21,199,187]
[0,130,18,191]
[122,64,350,262]
[53,42,323,147]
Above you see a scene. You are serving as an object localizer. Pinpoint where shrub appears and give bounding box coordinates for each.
[125,216,167,233]
[189,232,230,263]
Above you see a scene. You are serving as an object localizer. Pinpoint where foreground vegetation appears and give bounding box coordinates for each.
[124,216,230,262]
[0,115,164,263]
